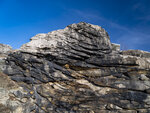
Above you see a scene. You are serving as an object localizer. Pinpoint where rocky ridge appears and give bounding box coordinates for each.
[0,22,150,113]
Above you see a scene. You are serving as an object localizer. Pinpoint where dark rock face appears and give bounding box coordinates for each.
[0,22,150,113]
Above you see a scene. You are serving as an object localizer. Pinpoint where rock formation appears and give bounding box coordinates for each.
[0,22,150,113]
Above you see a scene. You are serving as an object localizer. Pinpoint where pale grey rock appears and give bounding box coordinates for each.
[111,43,120,51]
[0,44,12,54]
[0,72,31,113]
[0,44,12,72]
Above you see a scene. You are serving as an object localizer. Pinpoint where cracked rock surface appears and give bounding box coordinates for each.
[0,22,150,113]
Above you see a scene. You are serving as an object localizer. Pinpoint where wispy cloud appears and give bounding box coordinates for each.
[132,2,143,11]
[138,15,150,21]
[72,10,103,20]
[132,1,150,22]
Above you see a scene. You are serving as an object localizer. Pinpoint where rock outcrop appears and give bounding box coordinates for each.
[0,22,150,113]
[0,44,12,54]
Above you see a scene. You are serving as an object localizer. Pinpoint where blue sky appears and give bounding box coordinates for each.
[0,0,150,51]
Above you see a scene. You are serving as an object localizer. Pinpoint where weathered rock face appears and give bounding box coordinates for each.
[0,44,12,54]
[21,22,112,63]
[0,44,13,72]
[0,22,150,113]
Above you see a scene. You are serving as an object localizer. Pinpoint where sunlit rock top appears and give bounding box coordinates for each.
[21,22,112,57]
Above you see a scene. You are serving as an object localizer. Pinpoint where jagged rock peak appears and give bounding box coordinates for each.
[21,22,112,57]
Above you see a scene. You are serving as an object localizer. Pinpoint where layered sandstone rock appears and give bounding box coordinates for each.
[0,22,150,113]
